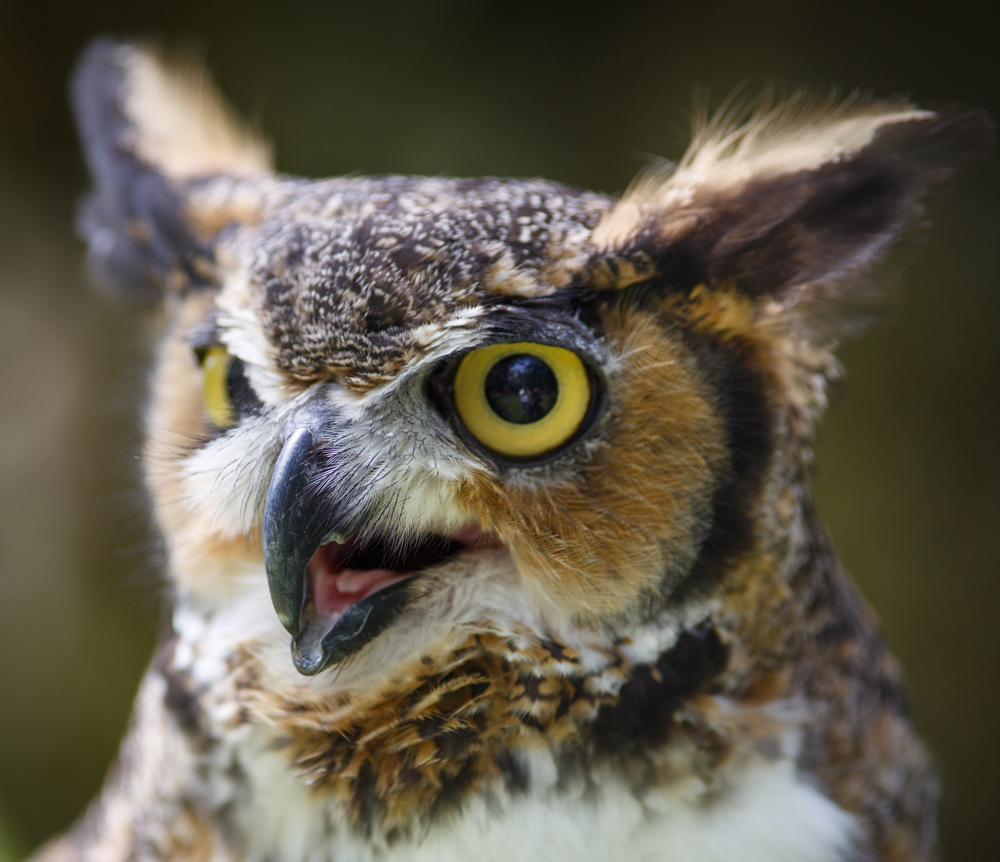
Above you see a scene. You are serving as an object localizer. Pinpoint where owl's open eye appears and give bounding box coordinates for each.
[199,345,262,430]
[451,342,593,459]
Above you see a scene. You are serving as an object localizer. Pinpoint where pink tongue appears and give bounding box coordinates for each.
[314,567,409,616]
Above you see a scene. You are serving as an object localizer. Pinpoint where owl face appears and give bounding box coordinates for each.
[145,174,730,679]
[73,41,990,689]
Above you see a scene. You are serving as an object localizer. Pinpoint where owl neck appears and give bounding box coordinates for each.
[157,498,847,843]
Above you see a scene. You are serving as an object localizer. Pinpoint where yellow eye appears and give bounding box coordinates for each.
[452,342,592,459]
[202,345,235,429]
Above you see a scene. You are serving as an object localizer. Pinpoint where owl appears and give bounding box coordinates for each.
[33,38,991,862]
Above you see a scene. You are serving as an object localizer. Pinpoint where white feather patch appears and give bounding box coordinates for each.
[222,720,861,862]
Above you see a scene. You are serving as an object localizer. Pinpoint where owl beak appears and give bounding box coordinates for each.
[262,426,326,637]
[262,413,495,676]
[261,421,418,676]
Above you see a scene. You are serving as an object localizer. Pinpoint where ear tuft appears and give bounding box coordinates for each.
[117,42,271,181]
[71,39,272,300]
[591,93,993,302]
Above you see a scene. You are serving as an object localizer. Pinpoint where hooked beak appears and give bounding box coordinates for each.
[262,418,489,676]
[262,426,326,637]
[262,424,409,676]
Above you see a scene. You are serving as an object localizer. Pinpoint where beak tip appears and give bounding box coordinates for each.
[278,611,303,638]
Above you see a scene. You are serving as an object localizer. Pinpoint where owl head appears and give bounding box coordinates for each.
[72,40,990,692]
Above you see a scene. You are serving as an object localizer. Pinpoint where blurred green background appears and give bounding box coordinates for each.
[0,1,996,859]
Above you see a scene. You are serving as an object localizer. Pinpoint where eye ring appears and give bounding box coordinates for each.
[451,342,596,461]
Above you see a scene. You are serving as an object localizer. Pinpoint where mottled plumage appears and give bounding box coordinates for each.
[35,39,991,862]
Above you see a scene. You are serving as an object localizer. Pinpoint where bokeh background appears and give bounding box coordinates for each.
[0,1,997,858]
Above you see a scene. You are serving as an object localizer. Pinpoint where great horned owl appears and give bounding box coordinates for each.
[34,39,991,862]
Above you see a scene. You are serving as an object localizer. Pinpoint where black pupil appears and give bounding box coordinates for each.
[484,354,558,424]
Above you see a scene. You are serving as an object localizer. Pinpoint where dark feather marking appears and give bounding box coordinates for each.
[591,622,729,754]
[494,749,530,795]
[352,760,378,836]
[162,667,202,736]
[149,625,205,737]
[675,331,774,602]
[611,108,993,301]
[589,286,775,605]
[71,40,212,299]
[434,728,478,760]
[424,759,481,824]
[793,510,916,720]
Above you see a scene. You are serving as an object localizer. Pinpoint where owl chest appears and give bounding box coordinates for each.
[213,729,861,862]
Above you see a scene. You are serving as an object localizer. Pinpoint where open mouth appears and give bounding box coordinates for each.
[290,525,497,675]
[307,526,491,618]
[261,424,503,676]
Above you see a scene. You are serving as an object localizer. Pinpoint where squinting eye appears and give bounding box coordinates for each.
[452,342,592,459]
[201,345,236,429]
